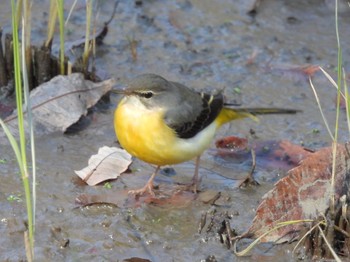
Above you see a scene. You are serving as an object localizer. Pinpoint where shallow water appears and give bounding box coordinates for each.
[1,0,350,261]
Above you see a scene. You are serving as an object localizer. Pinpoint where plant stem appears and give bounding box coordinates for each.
[56,0,65,74]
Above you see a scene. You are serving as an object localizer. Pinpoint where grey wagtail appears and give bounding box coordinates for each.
[114,74,299,196]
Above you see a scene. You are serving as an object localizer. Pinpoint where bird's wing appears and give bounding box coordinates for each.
[164,82,224,139]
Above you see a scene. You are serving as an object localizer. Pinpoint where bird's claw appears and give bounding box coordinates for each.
[128,183,156,197]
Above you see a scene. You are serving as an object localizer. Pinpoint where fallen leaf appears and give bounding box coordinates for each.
[215,136,249,151]
[75,146,132,186]
[1,73,114,141]
[75,180,200,208]
[246,144,350,243]
[215,136,312,171]
[76,189,196,209]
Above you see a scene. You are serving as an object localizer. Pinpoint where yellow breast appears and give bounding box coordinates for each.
[114,96,217,166]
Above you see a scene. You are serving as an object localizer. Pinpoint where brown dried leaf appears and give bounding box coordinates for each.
[75,146,132,186]
[247,144,350,243]
[1,73,114,140]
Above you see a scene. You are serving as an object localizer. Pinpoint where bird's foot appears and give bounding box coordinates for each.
[128,182,156,197]
[239,149,259,188]
[176,177,200,194]
[238,174,259,188]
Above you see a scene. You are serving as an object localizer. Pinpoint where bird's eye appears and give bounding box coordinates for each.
[140,92,154,99]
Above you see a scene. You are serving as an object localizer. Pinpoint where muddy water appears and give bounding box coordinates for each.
[1,0,350,261]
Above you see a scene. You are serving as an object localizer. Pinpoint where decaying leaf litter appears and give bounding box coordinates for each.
[1,1,350,261]
[0,73,114,141]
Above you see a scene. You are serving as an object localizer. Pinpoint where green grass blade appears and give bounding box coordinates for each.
[0,119,24,175]
[45,0,58,47]
[21,13,36,229]
[12,0,27,169]
[56,0,65,74]
[11,0,34,256]
[83,0,92,67]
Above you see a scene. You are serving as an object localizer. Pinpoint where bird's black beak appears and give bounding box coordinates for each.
[110,88,131,95]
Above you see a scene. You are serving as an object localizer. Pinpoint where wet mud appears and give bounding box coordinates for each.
[1,0,350,261]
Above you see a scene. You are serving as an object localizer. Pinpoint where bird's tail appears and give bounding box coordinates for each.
[216,107,300,126]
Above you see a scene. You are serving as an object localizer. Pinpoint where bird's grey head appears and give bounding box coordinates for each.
[125,74,178,109]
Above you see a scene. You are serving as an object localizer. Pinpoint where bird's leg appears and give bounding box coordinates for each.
[191,155,201,193]
[176,155,201,193]
[128,166,160,197]
[239,149,259,187]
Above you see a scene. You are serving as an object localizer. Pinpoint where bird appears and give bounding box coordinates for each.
[114,74,299,196]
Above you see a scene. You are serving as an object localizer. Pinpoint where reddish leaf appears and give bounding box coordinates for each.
[215,136,312,171]
[302,65,320,76]
[215,136,249,151]
[246,144,350,243]
[271,140,313,167]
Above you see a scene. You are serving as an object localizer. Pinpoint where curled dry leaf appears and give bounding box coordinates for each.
[1,73,114,141]
[75,146,132,186]
[246,144,350,243]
